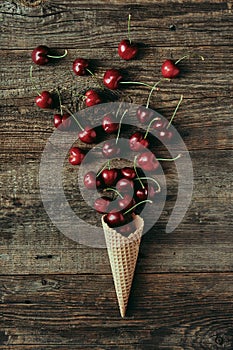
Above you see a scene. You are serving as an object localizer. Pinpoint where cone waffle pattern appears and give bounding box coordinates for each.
[102,215,144,318]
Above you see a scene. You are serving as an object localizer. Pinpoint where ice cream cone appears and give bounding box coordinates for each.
[101,215,144,317]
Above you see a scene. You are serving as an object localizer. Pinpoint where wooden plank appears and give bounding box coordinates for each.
[0,273,233,348]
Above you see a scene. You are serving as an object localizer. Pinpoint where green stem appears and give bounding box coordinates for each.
[105,188,123,199]
[124,199,153,215]
[115,109,128,144]
[29,66,41,96]
[56,88,63,115]
[120,81,155,89]
[145,78,170,109]
[144,117,160,139]
[167,95,183,129]
[96,161,110,177]
[47,49,68,59]
[135,177,161,193]
[175,53,204,65]
[61,106,84,131]
[134,155,144,189]
[128,14,132,44]
[86,68,95,77]
[157,154,181,162]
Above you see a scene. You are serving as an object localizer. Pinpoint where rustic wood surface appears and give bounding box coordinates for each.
[1,0,233,349]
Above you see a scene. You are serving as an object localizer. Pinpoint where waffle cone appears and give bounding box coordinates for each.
[101,215,144,318]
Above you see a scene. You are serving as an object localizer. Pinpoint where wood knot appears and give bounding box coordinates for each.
[18,0,46,7]
[215,335,224,345]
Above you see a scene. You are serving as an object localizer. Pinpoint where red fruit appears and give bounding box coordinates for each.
[78,126,96,144]
[158,129,174,142]
[129,132,149,151]
[104,211,126,228]
[102,140,120,159]
[118,39,138,60]
[35,91,54,109]
[116,178,134,194]
[31,45,49,65]
[72,58,89,76]
[103,69,123,90]
[161,59,180,79]
[136,106,155,124]
[121,167,136,180]
[135,184,157,201]
[152,117,167,131]
[94,197,111,213]
[118,194,135,211]
[101,168,118,186]
[117,221,136,235]
[85,90,101,107]
[54,114,71,131]
[137,152,159,172]
[102,114,119,134]
[68,147,85,165]
[83,171,102,190]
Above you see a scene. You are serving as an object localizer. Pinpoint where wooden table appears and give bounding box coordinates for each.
[1,0,233,349]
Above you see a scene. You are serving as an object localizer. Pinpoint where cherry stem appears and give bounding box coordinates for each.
[116,109,128,144]
[175,53,205,65]
[116,101,124,119]
[124,199,153,215]
[144,117,160,139]
[29,66,41,96]
[157,154,181,162]
[96,160,110,177]
[128,14,132,44]
[167,95,183,129]
[61,106,84,131]
[47,49,68,59]
[105,188,123,199]
[145,78,170,109]
[134,155,144,189]
[135,177,161,193]
[86,68,94,76]
[56,88,63,115]
[120,81,155,89]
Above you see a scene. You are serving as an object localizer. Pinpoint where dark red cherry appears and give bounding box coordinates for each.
[104,211,126,228]
[137,152,159,172]
[118,39,138,60]
[121,167,136,180]
[68,147,85,165]
[136,106,155,124]
[151,117,167,131]
[158,129,174,142]
[102,114,119,134]
[129,132,149,151]
[72,58,89,76]
[161,59,180,79]
[103,69,123,90]
[102,140,120,159]
[83,171,102,190]
[101,168,119,186]
[135,184,157,201]
[78,126,96,144]
[31,45,49,65]
[116,178,134,194]
[35,91,54,109]
[118,194,135,211]
[54,113,71,131]
[94,197,111,213]
[85,90,102,107]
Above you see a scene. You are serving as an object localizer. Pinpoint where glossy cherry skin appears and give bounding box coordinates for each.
[118,194,135,211]
[104,211,126,228]
[117,220,136,235]
[129,132,149,151]
[102,141,120,159]
[83,171,102,190]
[136,106,155,124]
[78,126,96,144]
[135,184,157,201]
[121,167,136,180]
[85,90,102,107]
[54,114,71,131]
[72,58,89,76]
[103,69,123,90]
[35,91,54,109]
[161,59,180,79]
[116,178,134,194]
[158,129,174,142]
[94,197,111,213]
[101,168,119,186]
[102,114,119,134]
[32,45,49,65]
[152,117,167,131]
[118,39,138,60]
[137,152,159,172]
[68,147,85,165]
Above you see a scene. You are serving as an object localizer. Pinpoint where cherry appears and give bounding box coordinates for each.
[85,90,102,107]
[102,114,119,134]
[135,184,157,201]
[94,197,111,213]
[161,59,180,79]
[116,178,134,194]
[35,91,54,109]
[101,168,119,186]
[78,126,97,144]
[102,140,121,159]
[151,117,167,131]
[54,113,71,131]
[118,40,138,60]
[117,220,136,235]
[136,106,155,124]
[121,167,136,180]
[72,58,89,76]
[104,211,126,228]
[158,129,174,141]
[103,69,123,90]
[83,171,102,190]
[129,132,149,151]
[137,152,159,172]
[118,194,135,211]
[32,46,67,65]
[68,147,85,165]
